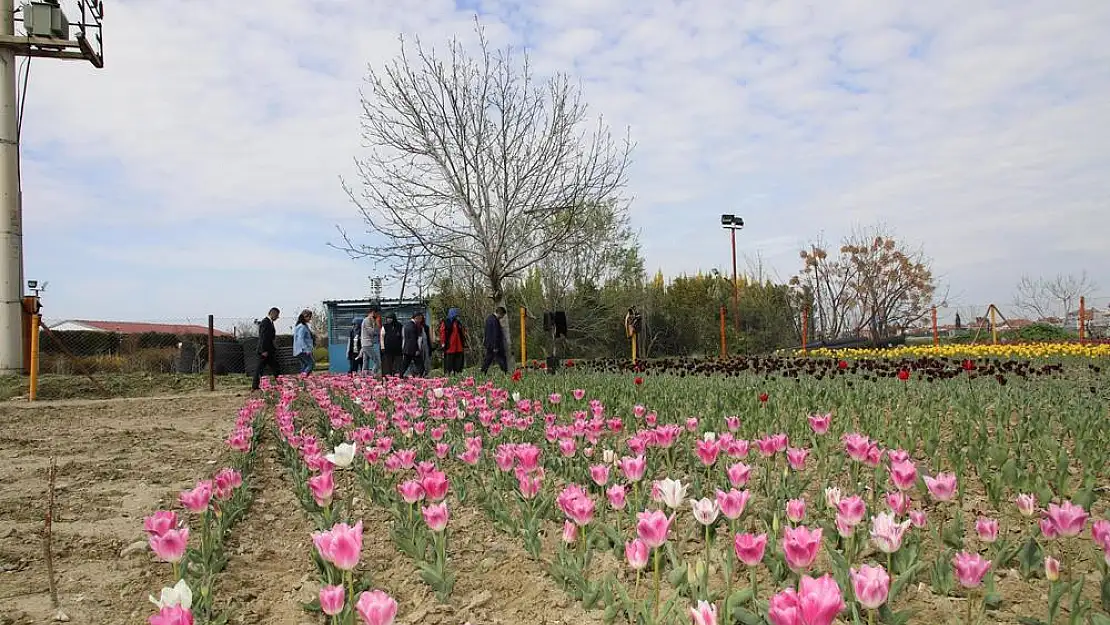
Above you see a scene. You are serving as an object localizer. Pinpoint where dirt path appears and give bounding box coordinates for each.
[216,429,319,625]
[0,394,245,624]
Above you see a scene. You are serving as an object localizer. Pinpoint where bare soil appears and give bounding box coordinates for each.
[0,392,601,625]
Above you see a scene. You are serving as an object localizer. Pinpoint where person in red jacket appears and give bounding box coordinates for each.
[439,308,468,374]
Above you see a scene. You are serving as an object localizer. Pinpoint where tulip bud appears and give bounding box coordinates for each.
[1045,556,1060,582]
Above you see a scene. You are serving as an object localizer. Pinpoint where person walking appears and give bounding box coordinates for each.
[401,311,432,377]
[439,308,467,374]
[480,306,509,374]
[252,307,281,391]
[347,317,363,375]
[379,312,403,376]
[293,309,316,375]
[360,307,382,375]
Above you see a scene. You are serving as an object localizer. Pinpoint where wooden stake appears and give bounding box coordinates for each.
[42,455,58,608]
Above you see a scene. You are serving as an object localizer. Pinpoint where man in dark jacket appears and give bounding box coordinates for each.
[346,318,363,375]
[252,307,281,391]
[380,312,404,376]
[401,311,432,377]
[480,306,509,374]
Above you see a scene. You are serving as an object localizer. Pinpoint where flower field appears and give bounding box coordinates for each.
[2,356,1107,624]
[139,354,1109,625]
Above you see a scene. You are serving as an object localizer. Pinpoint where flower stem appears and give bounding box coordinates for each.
[652,548,661,620]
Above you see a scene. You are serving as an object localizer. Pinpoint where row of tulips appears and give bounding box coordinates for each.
[277,372,1109,624]
[141,398,266,624]
[267,379,401,625]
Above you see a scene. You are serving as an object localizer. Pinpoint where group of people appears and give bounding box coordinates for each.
[251,304,512,392]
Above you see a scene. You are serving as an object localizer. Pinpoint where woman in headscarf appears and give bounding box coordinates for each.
[439,307,467,374]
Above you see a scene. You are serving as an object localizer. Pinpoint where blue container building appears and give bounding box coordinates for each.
[323,298,429,373]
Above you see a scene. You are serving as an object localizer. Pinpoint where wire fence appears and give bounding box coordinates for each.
[20,294,1110,389]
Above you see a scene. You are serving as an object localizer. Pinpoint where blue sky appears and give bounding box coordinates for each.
[20,0,1110,332]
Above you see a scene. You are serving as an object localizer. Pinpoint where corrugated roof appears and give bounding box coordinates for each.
[54,320,235,337]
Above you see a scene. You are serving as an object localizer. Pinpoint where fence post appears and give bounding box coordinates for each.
[1079,296,1086,343]
[207,315,215,392]
[931,306,939,347]
[719,305,727,359]
[519,306,527,365]
[29,308,40,400]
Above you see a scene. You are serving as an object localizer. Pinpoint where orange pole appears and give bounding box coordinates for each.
[29,311,41,401]
[931,306,939,347]
[1078,296,1086,343]
[801,303,809,355]
[720,305,727,358]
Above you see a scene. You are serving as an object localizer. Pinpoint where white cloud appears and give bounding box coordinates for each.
[18,0,1110,322]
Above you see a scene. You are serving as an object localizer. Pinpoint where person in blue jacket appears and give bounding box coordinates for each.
[480,306,509,374]
[293,309,316,375]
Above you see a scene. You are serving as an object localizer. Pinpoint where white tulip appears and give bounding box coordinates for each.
[325,442,357,469]
[511,392,521,402]
[149,579,192,610]
[657,478,687,509]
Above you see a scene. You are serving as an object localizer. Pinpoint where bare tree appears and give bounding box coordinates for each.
[1012,275,1055,320]
[334,20,633,369]
[841,229,935,338]
[1012,272,1097,322]
[790,238,860,342]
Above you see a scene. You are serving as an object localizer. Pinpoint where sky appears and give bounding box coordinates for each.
[20,0,1110,332]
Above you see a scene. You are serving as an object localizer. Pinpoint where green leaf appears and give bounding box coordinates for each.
[726,587,754,611]
[1088,613,1110,625]
[667,563,687,588]
[1015,618,1047,625]
[731,607,763,625]
[889,562,924,603]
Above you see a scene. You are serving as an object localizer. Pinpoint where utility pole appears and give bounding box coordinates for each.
[720,214,744,334]
[0,0,103,375]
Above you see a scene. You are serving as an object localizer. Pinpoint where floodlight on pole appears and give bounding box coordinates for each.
[720,214,744,335]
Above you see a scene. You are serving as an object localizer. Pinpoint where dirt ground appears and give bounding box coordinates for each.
[0,392,601,625]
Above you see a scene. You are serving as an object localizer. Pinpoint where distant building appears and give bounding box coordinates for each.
[49,320,234,337]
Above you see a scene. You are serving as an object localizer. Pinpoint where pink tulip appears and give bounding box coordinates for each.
[975,516,999,543]
[716,489,751,521]
[782,525,822,571]
[886,449,910,464]
[727,462,752,488]
[397,480,425,504]
[807,413,831,435]
[835,514,855,538]
[1045,502,1088,537]
[589,464,611,487]
[1015,493,1038,517]
[422,502,449,532]
[786,448,809,471]
[606,484,627,510]
[909,510,927,528]
[767,574,845,625]
[885,491,909,516]
[548,393,561,404]
[562,520,578,544]
[308,469,335,507]
[851,564,890,609]
[619,455,647,482]
[725,416,741,432]
[355,590,398,625]
[313,521,363,570]
[842,433,872,463]
[871,512,910,554]
[149,526,189,563]
[734,532,767,566]
[923,472,957,501]
[1093,520,1110,552]
[558,438,577,457]
[179,481,213,513]
[685,417,699,432]
[1040,516,1060,540]
[420,471,450,503]
[149,605,194,625]
[434,443,450,459]
[786,498,806,523]
[837,496,866,527]
[689,600,718,625]
[952,552,991,588]
[888,460,917,491]
[1045,556,1061,582]
[636,509,674,549]
[213,468,242,500]
[695,439,722,466]
[517,472,543,499]
[625,538,650,569]
[755,436,779,457]
[320,585,345,616]
[144,510,179,537]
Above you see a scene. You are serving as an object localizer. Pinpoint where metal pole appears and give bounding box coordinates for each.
[0,0,23,375]
[989,305,998,345]
[719,305,726,359]
[1078,296,1086,343]
[207,315,215,391]
[931,306,939,347]
[29,308,39,400]
[730,228,739,332]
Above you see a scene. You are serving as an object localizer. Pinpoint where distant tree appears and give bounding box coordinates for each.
[1012,272,1098,321]
[335,20,633,370]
